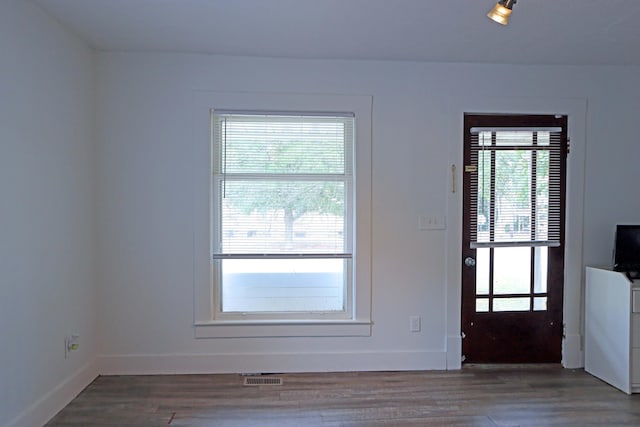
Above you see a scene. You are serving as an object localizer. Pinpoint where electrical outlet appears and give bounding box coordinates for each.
[409,316,421,332]
[64,334,80,358]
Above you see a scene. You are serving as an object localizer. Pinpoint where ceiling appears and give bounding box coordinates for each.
[34,0,640,66]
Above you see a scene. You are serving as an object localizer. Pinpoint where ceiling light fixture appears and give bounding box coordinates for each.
[487,0,516,25]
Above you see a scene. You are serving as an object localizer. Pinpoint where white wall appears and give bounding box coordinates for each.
[94,51,640,374]
[3,4,640,424]
[582,67,640,265]
[0,1,98,426]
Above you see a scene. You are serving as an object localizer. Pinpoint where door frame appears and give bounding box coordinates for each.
[444,97,588,369]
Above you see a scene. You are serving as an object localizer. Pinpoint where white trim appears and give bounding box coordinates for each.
[446,335,462,369]
[5,359,99,427]
[212,109,356,118]
[98,350,446,375]
[214,173,350,181]
[212,253,352,259]
[562,333,583,369]
[193,91,372,336]
[194,320,371,338]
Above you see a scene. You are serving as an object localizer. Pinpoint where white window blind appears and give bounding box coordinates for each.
[212,112,353,257]
[468,126,564,249]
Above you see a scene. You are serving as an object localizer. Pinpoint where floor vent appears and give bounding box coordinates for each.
[243,376,283,386]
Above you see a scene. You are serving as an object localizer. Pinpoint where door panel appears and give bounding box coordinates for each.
[461,114,567,363]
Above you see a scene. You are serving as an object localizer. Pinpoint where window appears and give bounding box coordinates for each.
[212,112,353,319]
[193,91,372,337]
[463,114,567,315]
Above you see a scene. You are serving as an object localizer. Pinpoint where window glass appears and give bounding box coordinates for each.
[221,259,347,312]
[212,112,354,316]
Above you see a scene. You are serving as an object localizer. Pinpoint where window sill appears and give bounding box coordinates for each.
[194,319,372,338]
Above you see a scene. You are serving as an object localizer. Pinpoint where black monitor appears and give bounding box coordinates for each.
[613,225,640,274]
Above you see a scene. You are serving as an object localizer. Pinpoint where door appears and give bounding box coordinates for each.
[461,114,567,363]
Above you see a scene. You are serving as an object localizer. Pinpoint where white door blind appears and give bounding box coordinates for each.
[468,126,564,249]
[212,111,354,257]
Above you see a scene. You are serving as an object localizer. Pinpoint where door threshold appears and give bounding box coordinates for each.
[462,363,563,370]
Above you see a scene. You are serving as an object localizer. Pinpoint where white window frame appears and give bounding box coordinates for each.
[211,111,354,321]
[193,92,372,338]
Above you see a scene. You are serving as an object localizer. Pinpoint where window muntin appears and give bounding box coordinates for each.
[212,112,354,318]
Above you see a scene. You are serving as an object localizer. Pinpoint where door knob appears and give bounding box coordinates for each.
[464,256,476,267]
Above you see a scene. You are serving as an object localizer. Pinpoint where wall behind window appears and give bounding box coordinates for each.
[95,51,640,373]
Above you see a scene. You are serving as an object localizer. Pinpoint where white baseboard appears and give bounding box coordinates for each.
[5,359,99,427]
[98,350,448,375]
[446,335,462,369]
[562,333,584,369]
[2,341,583,427]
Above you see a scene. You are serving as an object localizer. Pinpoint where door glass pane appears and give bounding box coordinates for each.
[476,248,490,295]
[534,297,547,311]
[494,150,532,243]
[534,246,548,293]
[476,298,489,312]
[493,247,531,294]
[476,149,491,244]
[493,297,530,312]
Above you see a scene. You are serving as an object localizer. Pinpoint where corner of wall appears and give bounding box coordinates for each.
[4,360,100,427]
[562,333,584,369]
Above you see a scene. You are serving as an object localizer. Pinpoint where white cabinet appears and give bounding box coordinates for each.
[585,266,640,394]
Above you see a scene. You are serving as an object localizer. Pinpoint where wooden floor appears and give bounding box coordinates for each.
[46,365,640,426]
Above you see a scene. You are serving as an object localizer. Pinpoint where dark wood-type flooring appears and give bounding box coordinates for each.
[46,365,640,426]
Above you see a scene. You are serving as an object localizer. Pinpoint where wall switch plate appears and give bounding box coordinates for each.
[418,215,446,230]
[409,316,421,332]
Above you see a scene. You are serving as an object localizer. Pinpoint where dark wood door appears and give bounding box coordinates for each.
[461,114,567,363]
